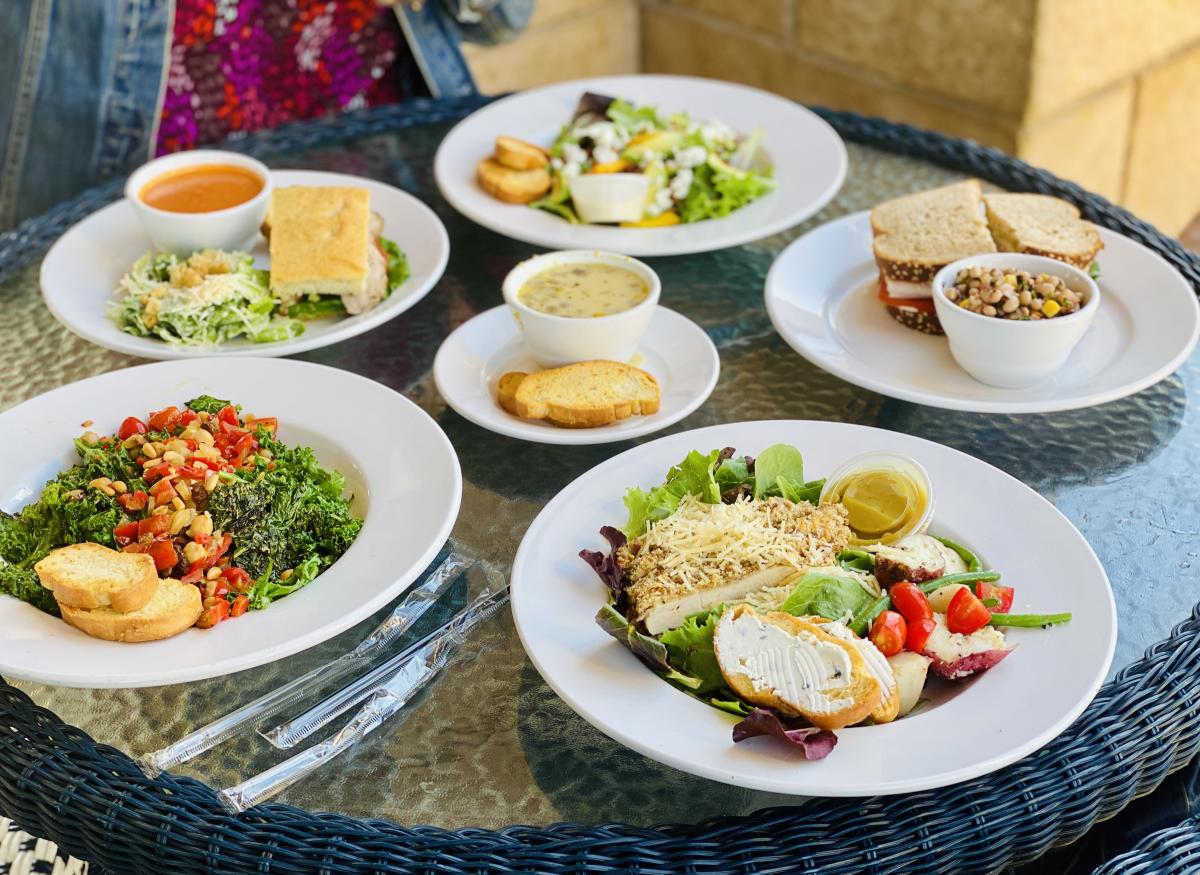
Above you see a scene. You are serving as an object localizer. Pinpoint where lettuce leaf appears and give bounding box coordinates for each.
[381,237,409,294]
[732,708,838,760]
[606,98,663,131]
[659,609,725,693]
[779,571,874,621]
[621,448,723,537]
[579,526,630,609]
[595,604,702,689]
[678,162,775,223]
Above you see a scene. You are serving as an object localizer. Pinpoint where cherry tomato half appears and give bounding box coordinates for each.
[147,406,182,432]
[117,416,147,440]
[869,610,907,657]
[890,581,933,623]
[217,405,240,427]
[975,581,1014,614]
[906,617,937,653]
[947,587,992,635]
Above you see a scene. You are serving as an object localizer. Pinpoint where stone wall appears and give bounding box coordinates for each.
[462,0,1200,233]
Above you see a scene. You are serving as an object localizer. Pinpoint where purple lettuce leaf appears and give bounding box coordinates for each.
[732,708,838,760]
[580,525,629,610]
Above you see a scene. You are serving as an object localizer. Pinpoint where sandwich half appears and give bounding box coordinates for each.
[618,495,853,634]
[266,186,390,315]
[870,179,996,334]
[983,192,1103,269]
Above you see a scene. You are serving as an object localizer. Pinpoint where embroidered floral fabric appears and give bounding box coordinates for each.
[156,0,420,154]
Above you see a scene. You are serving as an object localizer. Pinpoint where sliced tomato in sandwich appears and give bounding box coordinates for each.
[877,276,936,313]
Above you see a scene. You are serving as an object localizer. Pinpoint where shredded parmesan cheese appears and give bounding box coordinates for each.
[620,495,852,625]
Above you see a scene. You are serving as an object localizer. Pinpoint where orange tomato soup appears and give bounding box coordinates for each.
[139,164,264,213]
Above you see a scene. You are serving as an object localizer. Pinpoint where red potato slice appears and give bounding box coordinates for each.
[921,614,1012,680]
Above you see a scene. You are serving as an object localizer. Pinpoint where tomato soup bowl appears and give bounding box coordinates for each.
[501,249,661,368]
[125,150,272,254]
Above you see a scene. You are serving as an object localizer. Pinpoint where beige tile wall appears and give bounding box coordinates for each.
[462,0,1200,232]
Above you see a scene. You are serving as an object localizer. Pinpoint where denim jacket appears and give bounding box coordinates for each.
[0,0,520,232]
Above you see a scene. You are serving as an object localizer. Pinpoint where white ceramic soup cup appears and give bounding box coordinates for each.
[502,250,661,368]
[125,149,271,254]
[932,253,1100,389]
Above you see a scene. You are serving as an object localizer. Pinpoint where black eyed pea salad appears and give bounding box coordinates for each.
[947,266,1083,320]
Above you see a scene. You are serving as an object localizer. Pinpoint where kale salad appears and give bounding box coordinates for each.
[0,395,362,629]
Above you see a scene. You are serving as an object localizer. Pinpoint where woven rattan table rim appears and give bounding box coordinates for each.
[2,96,1199,874]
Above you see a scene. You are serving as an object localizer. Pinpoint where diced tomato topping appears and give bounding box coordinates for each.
[193,532,213,546]
[947,587,992,635]
[143,464,171,482]
[869,610,907,657]
[123,542,149,555]
[180,410,199,426]
[138,514,171,539]
[117,416,147,440]
[196,598,231,629]
[975,581,1014,614]
[149,478,177,503]
[117,490,149,512]
[230,595,249,617]
[147,539,178,572]
[181,533,232,584]
[175,464,205,480]
[147,406,182,432]
[890,581,933,623]
[217,405,240,427]
[222,567,251,591]
[113,521,139,545]
[247,416,277,434]
[905,617,937,653]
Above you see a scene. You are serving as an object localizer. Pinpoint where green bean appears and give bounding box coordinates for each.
[848,571,1002,635]
[988,612,1072,627]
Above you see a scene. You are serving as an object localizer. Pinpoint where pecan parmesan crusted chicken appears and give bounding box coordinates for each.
[619,495,853,634]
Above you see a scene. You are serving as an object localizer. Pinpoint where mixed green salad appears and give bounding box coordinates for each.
[533,92,776,226]
[0,395,363,628]
[112,241,409,347]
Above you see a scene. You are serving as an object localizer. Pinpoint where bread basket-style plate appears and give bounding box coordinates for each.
[0,358,461,688]
[511,420,1116,796]
[433,305,719,445]
[434,75,847,256]
[40,170,450,360]
[764,211,1200,413]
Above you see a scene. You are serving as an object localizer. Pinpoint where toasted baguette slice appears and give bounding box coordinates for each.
[495,136,549,171]
[496,372,527,415]
[60,578,202,643]
[34,543,158,613]
[871,179,996,283]
[477,158,551,204]
[511,361,660,428]
[983,193,1103,268]
[818,619,901,724]
[715,605,882,730]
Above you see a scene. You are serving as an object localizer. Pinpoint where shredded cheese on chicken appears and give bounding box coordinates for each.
[619,495,852,625]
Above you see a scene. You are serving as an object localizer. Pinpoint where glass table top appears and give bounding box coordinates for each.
[2,116,1198,840]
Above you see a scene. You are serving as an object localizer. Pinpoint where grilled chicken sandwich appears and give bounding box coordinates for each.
[264,186,389,315]
[618,494,853,634]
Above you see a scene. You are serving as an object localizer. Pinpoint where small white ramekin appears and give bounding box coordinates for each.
[124,150,271,254]
[502,250,661,368]
[932,253,1100,389]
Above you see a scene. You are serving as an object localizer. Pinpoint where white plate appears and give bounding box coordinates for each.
[433,305,720,445]
[40,170,450,360]
[0,358,461,688]
[765,211,1200,413]
[434,75,847,256]
[511,420,1116,796]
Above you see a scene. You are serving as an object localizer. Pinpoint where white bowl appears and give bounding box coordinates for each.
[932,254,1100,389]
[124,150,272,254]
[501,250,661,367]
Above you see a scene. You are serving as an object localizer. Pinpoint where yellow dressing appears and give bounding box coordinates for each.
[824,468,928,545]
[518,263,648,318]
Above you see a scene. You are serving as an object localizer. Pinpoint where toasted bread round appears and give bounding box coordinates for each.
[807,616,900,724]
[60,578,202,643]
[494,136,549,171]
[715,605,882,731]
[496,372,528,415]
[511,361,660,428]
[477,158,551,204]
[34,543,159,613]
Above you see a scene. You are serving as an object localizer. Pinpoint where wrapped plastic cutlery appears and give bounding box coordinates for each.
[261,570,506,749]
[220,586,508,811]
[139,552,466,775]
